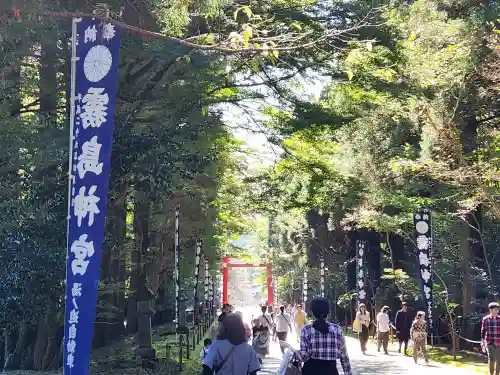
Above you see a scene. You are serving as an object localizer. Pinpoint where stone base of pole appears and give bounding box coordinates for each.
[135,299,156,360]
[135,278,156,362]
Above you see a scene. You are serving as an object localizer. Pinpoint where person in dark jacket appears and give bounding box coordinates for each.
[394,302,412,355]
[218,304,230,323]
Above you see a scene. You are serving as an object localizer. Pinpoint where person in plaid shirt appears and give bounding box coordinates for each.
[298,298,352,375]
[481,302,500,375]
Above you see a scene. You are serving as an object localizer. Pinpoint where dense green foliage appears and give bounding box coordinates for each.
[0,0,498,371]
[246,0,500,351]
[0,0,256,370]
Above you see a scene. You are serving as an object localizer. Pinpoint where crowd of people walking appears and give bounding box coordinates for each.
[201,298,471,374]
[204,298,352,375]
[352,302,429,364]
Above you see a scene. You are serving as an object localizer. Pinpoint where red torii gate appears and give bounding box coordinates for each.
[221,255,273,306]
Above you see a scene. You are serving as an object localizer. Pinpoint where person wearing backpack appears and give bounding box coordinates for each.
[202,313,260,375]
[275,305,293,353]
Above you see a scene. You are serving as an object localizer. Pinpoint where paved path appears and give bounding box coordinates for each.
[346,337,483,375]
[258,329,482,375]
[234,306,483,374]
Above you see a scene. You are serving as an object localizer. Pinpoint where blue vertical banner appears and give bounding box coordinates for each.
[64,17,120,375]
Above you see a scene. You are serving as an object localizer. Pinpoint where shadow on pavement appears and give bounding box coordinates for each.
[352,359,411,374]
[260,357,281,374]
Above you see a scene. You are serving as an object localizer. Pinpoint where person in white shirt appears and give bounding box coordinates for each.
[275,305,293,352]
[376,306,390,354]
[355,303,371,354]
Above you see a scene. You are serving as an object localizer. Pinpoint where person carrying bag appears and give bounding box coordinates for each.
[284,357,302,375]
[282,348,303,375]
[298,298,352,375]
[203,314,260,375]
[253,305,272,363]
[214,345,237,374]
[276,305,293,353]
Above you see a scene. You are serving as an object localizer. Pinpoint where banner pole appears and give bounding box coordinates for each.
[66,18,78,261]
[175,205,180,339]
[320,256,325,298]
[63,18,78,375]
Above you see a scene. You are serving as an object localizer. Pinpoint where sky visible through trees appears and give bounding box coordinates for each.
[0,0,499,373]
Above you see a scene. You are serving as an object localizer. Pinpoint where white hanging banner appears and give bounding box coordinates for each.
[414,208,433,332]
[356,241,367,304]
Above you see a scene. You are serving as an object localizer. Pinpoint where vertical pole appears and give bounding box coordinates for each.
[222,256,229,305]
[208,273,213,317]
[64,19,79,375]
[193,240,201,324]
[204,257,209,314]
[212,275,217,313]
[266,264,273,306]
[274,277,278,307]
[66,17,78,253]
[303,269,308,307]
[320,256,325,298]
[174,205,180,335]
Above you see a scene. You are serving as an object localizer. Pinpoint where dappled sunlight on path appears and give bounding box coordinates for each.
[346,337,482,375]
[237,307,483,375]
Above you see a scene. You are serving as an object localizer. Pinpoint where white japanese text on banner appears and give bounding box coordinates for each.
[64,18,120,375]
[414,208,433,333]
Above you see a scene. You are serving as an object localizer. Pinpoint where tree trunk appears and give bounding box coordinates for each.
[32,315,49,370]
[450,318,457,360]
[92,184,128,344]
[42,323,64,370]
[459,113,483,343]
[4,321,36,370]
[94,219,113,347]
[2,327,17,371]
[0,332,4,369]
[0,37,21,370]
[126,252,140,334]
[111,185,128,339]
[306,210,329,265]
[128,187,150,333]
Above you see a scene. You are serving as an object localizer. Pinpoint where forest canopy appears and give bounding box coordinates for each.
[0,0,498,371]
